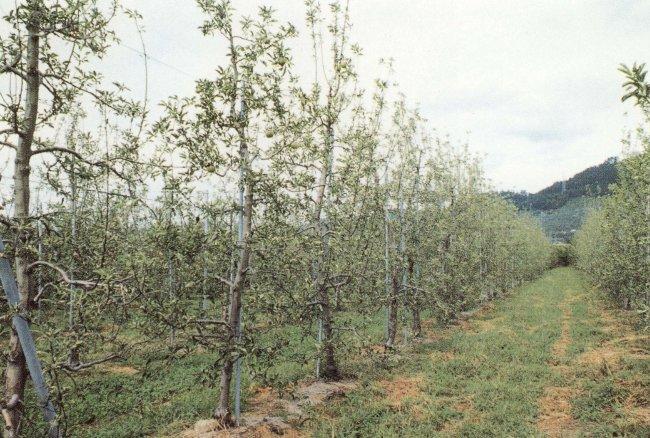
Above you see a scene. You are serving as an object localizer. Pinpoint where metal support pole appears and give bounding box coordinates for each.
[0,238,59,437]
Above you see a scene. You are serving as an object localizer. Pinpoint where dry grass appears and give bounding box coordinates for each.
[378,375,424,408]
[537,300,578,437]
[102,364,139,375]
[180,379,358,437]
[537,387,578,437]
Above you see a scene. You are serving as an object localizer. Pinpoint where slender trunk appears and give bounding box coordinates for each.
[166,250,176,344]
[214,69,253,422]
[319,281,338,379]
[386,162,405,347]
[386,267,399,347]
[202,214,210,312]
[165,188,177,344]
[405,150,422,339]
[214,164,252,424]
[5,22,39,438]
[411,300,421,337]
[409,257,421,338]
[222,210,235,321]
[334,286,340,311]
[384,211,400,347]
[313,123,339,380]
[68,130,80,367]
[36,198,43,299]
[382,175,392,343]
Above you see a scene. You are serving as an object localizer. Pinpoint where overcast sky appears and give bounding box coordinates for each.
[6,0,648,193]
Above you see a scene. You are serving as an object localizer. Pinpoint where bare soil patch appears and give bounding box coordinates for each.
[551,305,571,359]
[181,417,303,438]
[537,301,578,436]
[181,380,357,437]
[378,375,424,408]
[537,387,578,437]
[103,364,139,375]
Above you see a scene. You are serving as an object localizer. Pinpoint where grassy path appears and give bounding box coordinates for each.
[310,268,649,437]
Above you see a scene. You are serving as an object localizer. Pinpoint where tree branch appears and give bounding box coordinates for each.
[59,354,121,372]
[25,261,99,289]
[0,140,17,150]
[211,274,234,288]
[31,143,130,181]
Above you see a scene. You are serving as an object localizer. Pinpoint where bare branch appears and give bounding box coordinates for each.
[30,142,130,181]
[58,354,121,372]
[211,274,234,288]
[191,319,230,326]
[26,261,99,289]
[0,140,17,150]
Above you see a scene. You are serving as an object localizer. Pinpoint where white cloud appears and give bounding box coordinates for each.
[4,0,649,193]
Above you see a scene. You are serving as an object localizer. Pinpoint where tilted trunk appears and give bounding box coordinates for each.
[5,23,39,438]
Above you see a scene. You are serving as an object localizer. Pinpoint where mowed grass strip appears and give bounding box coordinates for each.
[566,283,649,436]
[311,268,587,437]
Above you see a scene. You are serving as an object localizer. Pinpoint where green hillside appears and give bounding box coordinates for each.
[533,197,602,242]
[501,157,617,242]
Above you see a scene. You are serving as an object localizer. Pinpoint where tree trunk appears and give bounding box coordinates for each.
[214,172,252,423]
[202,215,210,312]
[214,86,253,423]
[411,303,421,338]
[313,124,339,380]
[214,191,252,423]
[386,162,406,347]
[318,281,339,379]
[406,151,422,339]
[408,257,421,338]
[68,126,80,368]
[386,267,399,348]
[5,22,39,438]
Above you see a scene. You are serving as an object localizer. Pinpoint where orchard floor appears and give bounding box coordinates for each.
[308,268,649,437]
[36,268,648,437]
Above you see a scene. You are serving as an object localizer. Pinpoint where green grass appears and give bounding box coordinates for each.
[309,268,649,437]
[24,306,394,437]
[22,268,648,437]
[567,287,650,437]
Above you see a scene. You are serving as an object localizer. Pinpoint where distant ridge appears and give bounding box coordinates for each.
[500,157,618,242]
[501,157,618,212]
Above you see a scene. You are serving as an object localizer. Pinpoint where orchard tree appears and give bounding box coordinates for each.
[301,0,356,380]
[383,98,421,347]
[0,1,144,434]
[574,63,650,324]
[155,0,295,424]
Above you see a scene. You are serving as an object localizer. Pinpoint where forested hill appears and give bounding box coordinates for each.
[500,157,618,242]
[501,157,618,212]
